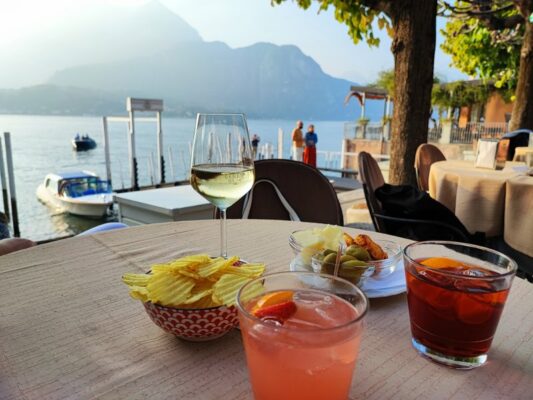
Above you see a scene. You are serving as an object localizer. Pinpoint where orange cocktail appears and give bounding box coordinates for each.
[403,241,517,369]
[237,272,368,400]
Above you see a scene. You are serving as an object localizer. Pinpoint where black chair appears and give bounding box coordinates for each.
[502,130,531,160]
[222,159,344,225]
[358,152,473,243]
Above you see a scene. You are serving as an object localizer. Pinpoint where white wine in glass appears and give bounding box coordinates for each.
[190,114,255,257]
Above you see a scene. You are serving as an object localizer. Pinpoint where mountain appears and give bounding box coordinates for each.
[0,1,380,120]
[0,85,125,115]
[0,1,201,88]
[48,41,359,120]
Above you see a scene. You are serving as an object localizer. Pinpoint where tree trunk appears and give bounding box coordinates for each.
[509,7,533,131]
[389,0,437,185]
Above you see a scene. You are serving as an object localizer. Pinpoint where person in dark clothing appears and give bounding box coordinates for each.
[303,124,318,167]
[251,134,260,159]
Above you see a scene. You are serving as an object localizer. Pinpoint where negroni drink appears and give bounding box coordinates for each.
[403,242,517,369]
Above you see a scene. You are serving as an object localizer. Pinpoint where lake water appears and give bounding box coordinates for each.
[0,115,348,241]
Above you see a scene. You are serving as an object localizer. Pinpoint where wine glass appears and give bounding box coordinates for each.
[190,113,255,258]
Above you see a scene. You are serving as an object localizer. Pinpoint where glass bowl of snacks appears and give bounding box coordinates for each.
[289,225,346,266]
[346,234,402,279]
[122,254,265,341]
[312,234,402,286]
[364,240,402,279]
[311,249,375,287]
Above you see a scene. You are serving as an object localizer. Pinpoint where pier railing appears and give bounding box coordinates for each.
[344,122,384,141]
[450,122,507,144]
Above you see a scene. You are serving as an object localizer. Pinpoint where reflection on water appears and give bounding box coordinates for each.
[47,209,117,238]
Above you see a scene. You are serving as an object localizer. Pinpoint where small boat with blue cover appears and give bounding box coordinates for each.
[36,171,113,218]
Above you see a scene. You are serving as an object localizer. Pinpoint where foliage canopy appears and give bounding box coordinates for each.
[440,2,523,94]
[271,0,392,46]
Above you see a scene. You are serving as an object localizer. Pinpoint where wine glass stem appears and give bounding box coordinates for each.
[220,208,227,258]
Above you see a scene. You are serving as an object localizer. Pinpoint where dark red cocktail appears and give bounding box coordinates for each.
[403,242,516,369]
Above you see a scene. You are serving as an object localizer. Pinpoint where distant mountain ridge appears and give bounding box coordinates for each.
[48,41,358,119]
[0,1,380,120]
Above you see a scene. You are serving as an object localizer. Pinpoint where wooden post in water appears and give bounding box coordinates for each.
[277,128,283,159]
[156,110,165,185]
[126,99,139,191]
[102,117,112,187]
[0,140,10,220]
[167,146,175,182]
[3,133,19,237]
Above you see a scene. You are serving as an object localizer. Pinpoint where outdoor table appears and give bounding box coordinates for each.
[505,175,533,257]
[513,146,533,163]
[428,161,533,255]
[1,219,533,399]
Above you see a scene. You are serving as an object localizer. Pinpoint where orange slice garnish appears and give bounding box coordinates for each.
[251,290,294,313]
[421,257,465,269]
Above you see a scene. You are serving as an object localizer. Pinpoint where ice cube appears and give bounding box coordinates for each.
[261,317,283,327]
[294,291,334,306]
[419,269,453,288]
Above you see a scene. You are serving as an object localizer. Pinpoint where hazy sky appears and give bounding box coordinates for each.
[0,0,467,84]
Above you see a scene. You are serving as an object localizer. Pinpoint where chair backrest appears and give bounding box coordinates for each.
[224,159,343,225]
[502,130,531,160]
[414,143,446,191]
[357,152,386,231]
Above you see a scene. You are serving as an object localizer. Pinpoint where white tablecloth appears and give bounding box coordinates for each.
[429,160,533,256]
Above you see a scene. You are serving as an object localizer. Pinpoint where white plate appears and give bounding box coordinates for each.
[289,257,406,299]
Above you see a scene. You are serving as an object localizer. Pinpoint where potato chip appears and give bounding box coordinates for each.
[122,253,265,308]
[225,263,265,278]
[198,256,238,278]
[122,273,151,287]
[129,286,149,302]
[147,273,195,307]
[178,269,202,280]
[212,274,254,307]
[184,289,213,304]
[239,280,265,304]
[151,254,211,273]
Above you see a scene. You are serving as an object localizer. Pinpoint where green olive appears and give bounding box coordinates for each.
[320,262,335,275]
[346,245,371,261]
[339,254,356,263]
[338,265,366,284]
[341,260,368,268]
[323,252,338,264]
[322,249,337,256]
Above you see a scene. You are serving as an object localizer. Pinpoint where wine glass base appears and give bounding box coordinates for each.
[411,338,487,369]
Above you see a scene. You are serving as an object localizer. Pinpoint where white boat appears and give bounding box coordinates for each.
[36,171,113,218]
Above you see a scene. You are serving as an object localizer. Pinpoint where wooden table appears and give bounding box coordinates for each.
[1,220,532,399]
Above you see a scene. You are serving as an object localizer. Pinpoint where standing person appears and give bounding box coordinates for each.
[291,120,304,161]
[251,134,260,159]
[303,124,318,168]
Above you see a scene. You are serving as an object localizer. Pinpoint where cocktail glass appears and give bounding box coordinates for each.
[236,271,368,400]
[403,241,517,369]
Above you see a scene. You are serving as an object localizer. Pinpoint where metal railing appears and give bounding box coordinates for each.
[451,122,507,144]
[317,150,389,172]
[344,122,384,141]
[428,126,442,142]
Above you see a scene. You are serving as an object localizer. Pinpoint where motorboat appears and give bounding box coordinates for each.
[36,171,113,218]
[72,134,97,151]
